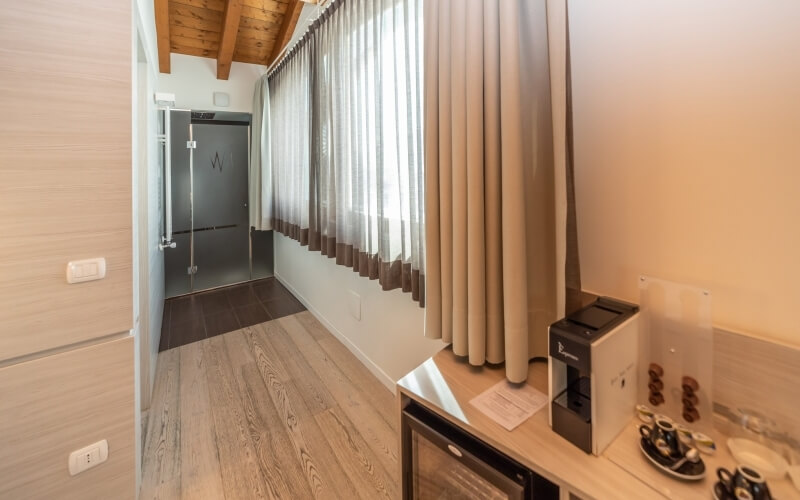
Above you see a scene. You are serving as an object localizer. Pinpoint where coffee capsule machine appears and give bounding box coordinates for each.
[548,297,639,455]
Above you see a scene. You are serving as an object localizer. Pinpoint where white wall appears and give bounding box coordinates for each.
[133,0,163,493]
[158,54,265,113]
[146,59,164,398]
[570,2,800,344]
[274,234,442,388]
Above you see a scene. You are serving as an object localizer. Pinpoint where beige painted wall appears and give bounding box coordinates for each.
[569,2,800,344]
[274,234,442,387]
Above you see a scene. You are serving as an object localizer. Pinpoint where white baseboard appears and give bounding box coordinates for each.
[274,272,397,393]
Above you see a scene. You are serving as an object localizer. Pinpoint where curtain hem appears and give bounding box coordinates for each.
[271,217,426,307]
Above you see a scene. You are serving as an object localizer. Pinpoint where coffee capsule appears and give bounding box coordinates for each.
[682,376,699,393]
[682,393,699,408]
[649,391,665,406]
[648,363,664,379]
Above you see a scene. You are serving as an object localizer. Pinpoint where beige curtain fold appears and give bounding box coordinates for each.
[424,0,557,383]
[547,0,583,315]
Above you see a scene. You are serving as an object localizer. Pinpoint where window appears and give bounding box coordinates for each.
[268,0,425,305]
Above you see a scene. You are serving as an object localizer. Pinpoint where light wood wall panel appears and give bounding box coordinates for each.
[713,328,800,436]
[0,336,135,499]
[0,0,132,360]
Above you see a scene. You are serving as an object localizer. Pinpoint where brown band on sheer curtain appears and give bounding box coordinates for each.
[297,228,426,304]
[271,218,309,246]
[271,223,425,304]
[424,0,558,383]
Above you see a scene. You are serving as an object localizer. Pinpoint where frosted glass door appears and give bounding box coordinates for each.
[191,122,250,291]
[164,110,192,297]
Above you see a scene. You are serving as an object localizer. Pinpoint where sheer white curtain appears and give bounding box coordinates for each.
[249,74,272,231]
[269,0,425,304]
[269,42,311,244]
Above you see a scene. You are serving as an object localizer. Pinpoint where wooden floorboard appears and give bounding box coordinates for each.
[315,406,397,500]
[141,349,182,499]
[204,336,272,500]
[141,312,398,499]
[278,314,399,473]
[238,363,311,499]
[178,342,225,500]
[282,379,362,499]
[316,333,397,428]
[257,320,337,416]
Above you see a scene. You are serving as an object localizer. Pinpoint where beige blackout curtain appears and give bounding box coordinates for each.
[424,0,558,383]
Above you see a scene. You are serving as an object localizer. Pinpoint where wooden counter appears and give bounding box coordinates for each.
[396,347,798,499]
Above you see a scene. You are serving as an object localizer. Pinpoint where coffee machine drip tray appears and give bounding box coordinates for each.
[554,385,592,423]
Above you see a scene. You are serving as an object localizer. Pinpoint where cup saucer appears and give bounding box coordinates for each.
[639,437,706,480]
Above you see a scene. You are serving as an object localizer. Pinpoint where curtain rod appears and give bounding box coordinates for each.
[266,0,342,78]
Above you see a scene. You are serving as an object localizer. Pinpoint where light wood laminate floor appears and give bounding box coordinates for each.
[140,311,399,500]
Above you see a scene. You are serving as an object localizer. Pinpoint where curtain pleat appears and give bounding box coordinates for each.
[498,0,531,383]
[268,0,425,305]
[483,0,504,364]
[249,75,271,231]
[465,0,487,364]
[423,0,442,335]
[437,1,453,343]
[564,2,583,308]
[450,2,468,357]
[425,0,557,383]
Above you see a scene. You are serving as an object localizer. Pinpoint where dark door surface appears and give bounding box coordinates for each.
[190,122,250,292]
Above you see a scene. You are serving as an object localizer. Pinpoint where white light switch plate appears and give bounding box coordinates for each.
[66,258,106,284]
[68,439,108,476]
[348,290,361,321]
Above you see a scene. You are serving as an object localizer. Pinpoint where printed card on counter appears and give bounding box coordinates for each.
[469,379,548,431]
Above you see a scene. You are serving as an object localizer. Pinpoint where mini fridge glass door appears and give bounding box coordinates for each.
[402,402,535,500]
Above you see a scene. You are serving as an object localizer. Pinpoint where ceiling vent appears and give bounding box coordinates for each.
[191,111,216,120]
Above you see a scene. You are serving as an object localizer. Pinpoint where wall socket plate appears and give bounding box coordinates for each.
[68,439,108,476]
[66,257,106,284]
[347,290,361,321]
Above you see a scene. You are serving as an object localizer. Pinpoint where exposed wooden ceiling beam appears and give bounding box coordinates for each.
[267,0,304,66]
[216,0,244,80]
[155,0,171,73]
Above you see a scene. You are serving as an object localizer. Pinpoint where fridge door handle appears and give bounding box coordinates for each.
[446,444,463,457]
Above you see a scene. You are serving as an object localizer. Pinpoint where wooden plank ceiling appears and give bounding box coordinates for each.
[155,0,306,79]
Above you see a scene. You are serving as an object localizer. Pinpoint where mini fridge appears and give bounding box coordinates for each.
[401,401,560,499]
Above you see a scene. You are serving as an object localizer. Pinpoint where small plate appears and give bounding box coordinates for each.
[727,438,788,479]
[639,438,706,481]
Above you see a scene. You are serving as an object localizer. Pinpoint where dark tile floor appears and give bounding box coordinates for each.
[159,277,306,352]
